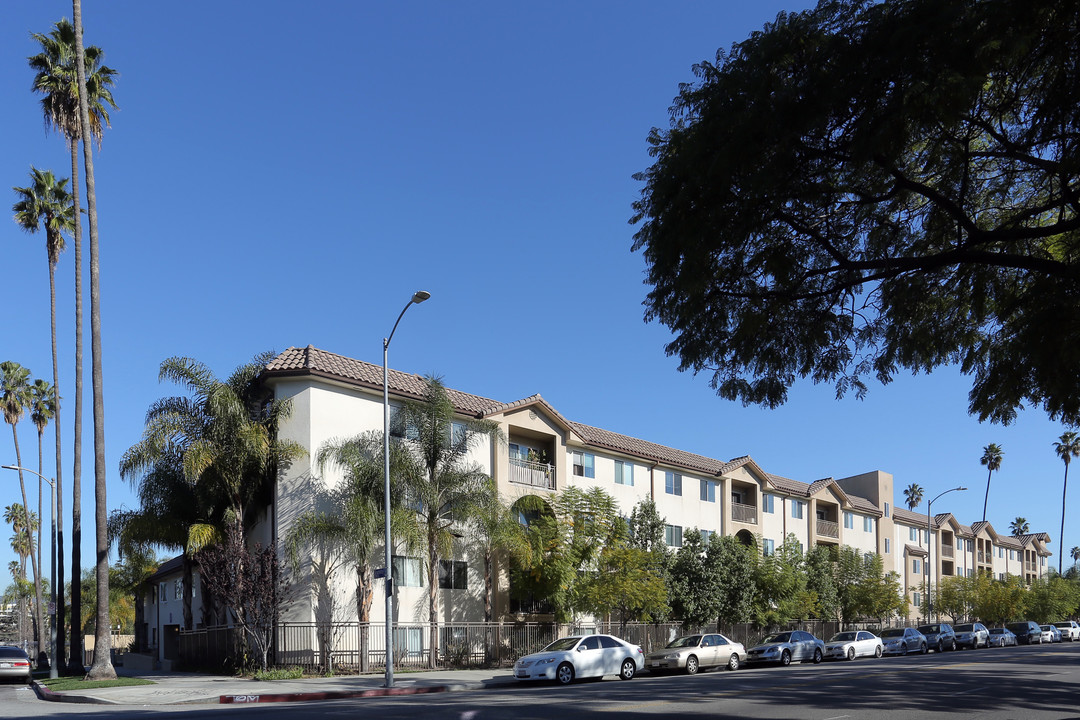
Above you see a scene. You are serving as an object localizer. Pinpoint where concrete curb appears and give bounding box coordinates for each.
[31,680,117,705]
[219,684,450,703]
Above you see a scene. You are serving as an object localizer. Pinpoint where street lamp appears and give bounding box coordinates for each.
[382,290,430,688]
[3,464,59,679]
[926,485,966,621]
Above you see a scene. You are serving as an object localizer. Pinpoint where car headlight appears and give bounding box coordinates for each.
[663,653,680,660]
[763,647,777,655]
[537,658,556,665]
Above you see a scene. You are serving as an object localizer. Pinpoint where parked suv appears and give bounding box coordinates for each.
[1052,621,1080,641]
[953,622,989,649]
[917,623,957,652]
[1006,621,1043,644]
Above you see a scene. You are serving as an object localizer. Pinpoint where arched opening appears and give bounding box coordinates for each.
[735,529,756,549]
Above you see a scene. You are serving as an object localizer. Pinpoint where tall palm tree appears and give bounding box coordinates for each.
[980,443,1003,522]
[0,362,46,657]
[1053,431,1080,574]
[1009,517,1029,537]
[30,15,117,675]
[395,376,502,668]
[29,378,55,599]
[4,503,37,646]
[903,483,924,512]
[1071,546,1080,566]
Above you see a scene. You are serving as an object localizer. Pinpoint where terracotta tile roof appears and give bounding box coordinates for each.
[905,544,928,557]
[892,507,932,527]
[568,421,727,476]
[847,494,882,516]
[767,474,811,496]
[997,535,1023,549]
[956,524,973,537]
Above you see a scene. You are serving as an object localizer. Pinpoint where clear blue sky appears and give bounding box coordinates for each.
[1,1,1074,581]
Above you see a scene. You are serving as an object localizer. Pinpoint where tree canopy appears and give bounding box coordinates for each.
[632,0,1080,425]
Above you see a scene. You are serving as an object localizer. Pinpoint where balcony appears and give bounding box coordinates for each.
[508,457,554,490]
[817,519,839,539]
[732,502,758,525]
[941,544,954,559]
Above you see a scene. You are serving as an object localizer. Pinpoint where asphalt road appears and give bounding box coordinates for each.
[2,641,1077,719]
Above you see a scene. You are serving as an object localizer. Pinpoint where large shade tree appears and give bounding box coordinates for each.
[28,16,117,673]
[631,0,1080,426]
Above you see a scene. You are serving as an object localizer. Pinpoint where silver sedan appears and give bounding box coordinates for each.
[824,630,883,660]
[646,633,746,674]
[745,630,824,666]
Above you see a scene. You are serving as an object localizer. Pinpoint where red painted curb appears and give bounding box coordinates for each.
[220,685,449,703]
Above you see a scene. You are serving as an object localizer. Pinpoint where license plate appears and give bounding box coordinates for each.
[0,663,11,668]
[516,672,527,678]
[650,661,660,667]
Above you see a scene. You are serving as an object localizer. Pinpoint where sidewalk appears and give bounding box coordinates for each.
[33,668,519,705]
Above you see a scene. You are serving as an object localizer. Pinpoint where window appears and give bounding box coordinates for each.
[791,500,805,519]
[700,529,712,543]
[998,546,1004,558]
[1009,549,1015,560]
[999,572,1006,581]
[159,582,167,604]
[884,501,890,518]
[615,461,634,486]
[958,538,964,550]
[966,539,973,552]
[966,568,973,577]
[174,579,183,600]
[571,451,595,478]
[665,524,683,548]
[450,421,467,445]
[884,538,891,553]
[864,517,874,533]
[763,494,775,514]
[913,591,921,607]
[389,406,419,440]
[763,538,775,557]
[665,471,681,495]
[731,490,743,505]
[700,479,716,503]
[438,560,468,590]
[909,527,918,542]
[392,556,424,587]
[844,512,854,529]
[913,559,921,574]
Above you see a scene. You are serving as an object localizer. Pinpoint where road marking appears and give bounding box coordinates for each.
[823,715,851,719]
[955,686,986,695]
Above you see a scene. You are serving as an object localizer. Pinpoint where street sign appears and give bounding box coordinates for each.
[374,567,386,579]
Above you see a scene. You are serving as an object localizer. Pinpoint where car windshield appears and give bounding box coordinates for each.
[879,629,904,638]
[666,636,702,649]
[954,624,974,632]
[543,637,582,652]
[918,625,940,633]
[761,633,791,644]
[1054,622,1073,627]
[1041,625,1053,630]
[989,628,1006,634]
[829,632,857,642]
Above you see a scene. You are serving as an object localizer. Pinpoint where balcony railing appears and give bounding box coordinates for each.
[732,502,758,524]
[977,551,985,563]
[508,457,554,490]
[817,519,839,538]
[941,545,954,559]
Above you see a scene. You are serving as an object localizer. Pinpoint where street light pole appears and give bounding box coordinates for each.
[382,290,430,688]
[926,485,966,621]
[3,464,59,679]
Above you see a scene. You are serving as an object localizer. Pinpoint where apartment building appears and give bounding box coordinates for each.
[254,346,1051,627]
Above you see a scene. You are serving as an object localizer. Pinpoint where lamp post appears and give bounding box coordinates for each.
[382,290,430,688]
[926,485,966,621]
[3,464,59,679]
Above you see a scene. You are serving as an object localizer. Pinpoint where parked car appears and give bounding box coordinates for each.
[953,623,989,649]
[917,623,957,652]
[1006,621,1044,645]
[987,627,1018,647]
[1052,621,1080,641]
[645,633,746,674]
[0,646,32,685]
[1040,624,1062,643]
[824,630,883,661]
[879,627,928,655]
[745,631,825,666]
[514,634,644,685]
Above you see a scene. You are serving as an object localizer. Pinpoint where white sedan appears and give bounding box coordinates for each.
[824,630,883,660]
[514,634,644,685]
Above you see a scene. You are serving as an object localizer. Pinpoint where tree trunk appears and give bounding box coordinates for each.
[66,133,81,675]
[73,0,114,679]
[356,564,372,672]
[11,436,46,662]
[182,556,194,630]
[428,524,438,669]
[1060,463,1069,575]
[48,251,65,672]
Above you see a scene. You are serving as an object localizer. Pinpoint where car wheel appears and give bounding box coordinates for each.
[935,640,943,653]
[556,662,575,685]
[900,642,907,654]
[874,645,883,658]
[813,648,823,664]
[727,653,740,671]
[780,649,791,666]
[685,655,699,675]
[619,658,636,681]
[847,647,856,661]
[949,639,956,652]
[921,642,928,654]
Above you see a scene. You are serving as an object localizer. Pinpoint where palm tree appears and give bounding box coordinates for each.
[1009,517,1029,537]
[30,14,117,676]
[980,443,1003,522]
[29,378,55,598]
[395,376,502,668]
[903,483,924,512]
[1053,431,1080,574]
[4,503,37,646]
[1071,546,1080,566]
[0,362,46,657]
